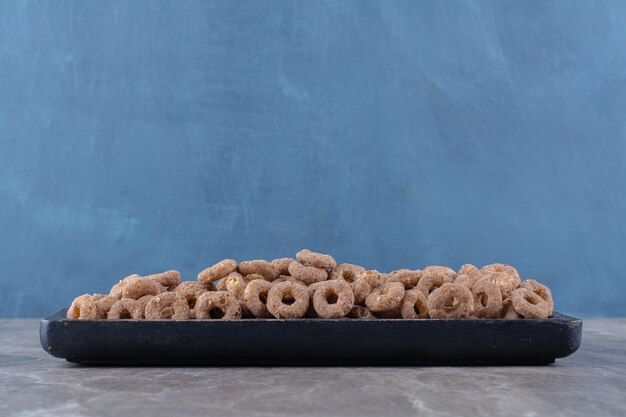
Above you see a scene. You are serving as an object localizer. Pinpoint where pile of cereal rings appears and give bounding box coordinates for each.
[67,249,554,320]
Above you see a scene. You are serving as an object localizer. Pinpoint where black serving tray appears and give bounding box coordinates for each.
[40,308,582,365]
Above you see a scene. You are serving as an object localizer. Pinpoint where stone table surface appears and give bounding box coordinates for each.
[0,319,625,417]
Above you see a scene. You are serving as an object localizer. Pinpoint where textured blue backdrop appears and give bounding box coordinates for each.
[1,0,625,317]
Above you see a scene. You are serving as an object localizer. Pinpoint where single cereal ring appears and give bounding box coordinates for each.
[296,249,337,270]
[197,259,238,285]
[107,298,143,320]
[481,263,520,282]
[109,274,140,299]
[195,291,242,320]
[400,289,429,319]
[456,264,482,289]
[121,276,165,300]
[416,270,454,296]
[328,263,366,282]
[145,270,180,290]
[95,295,118,319]
[270,258,295,275]
[145,292,190,320]
[238,260,280,281]
[312,280,354,318]
[351,270,381,306]
[348,305,376,319]
[274,275,307,287]
[223,272,249,300]
[243,279,273,318]
[67,294,97,320]
[134,295,155,319]
[482,272,519,299]
[174,281,208,310]
[510,288,550,319]
[427,283,474,319]
[520,279,554,316]
[387,269,422,289]
[267,281,310,319]
[472,278,503,319]
[501,297,521,319]
[288,261,328,285]
[365,282,405,312]
[422,266,457,282]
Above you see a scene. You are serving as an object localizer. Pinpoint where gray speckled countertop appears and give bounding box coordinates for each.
[0,319,625,417]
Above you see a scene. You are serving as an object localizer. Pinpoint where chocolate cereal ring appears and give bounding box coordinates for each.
[243,279,273,318]
[422,266,457,282]
[144,292,190,320]
[312,280,354,318]
[365,282,405,312]
[400,289,429,319]
[348,305,376,319]
[109,274,140,299]
[267,281,310,319]
[482,272,519,299]
[455,264,482,289]
[145,270,180,291]
[288,261,328,285]
[175,281,207,310]
[481,263,520,282]
[274,275,307,287]
[270,258,295,275]
[520,279,554,316]
[511,288,550,319]
[198,259,238,285]
[427,283,474,319]
[107,298,143,320]
[238,260,280,281]
[387,269,422,289]
[472,278,503,319]
[329,263,366,282]
[416,270,454,296]
[351,270,381,305]
[195,291,242,320]
[67,294,97,320]
[296,249,337,270]
[121,276,165,300]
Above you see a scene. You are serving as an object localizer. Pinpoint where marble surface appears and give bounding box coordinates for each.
[0,319,625,417]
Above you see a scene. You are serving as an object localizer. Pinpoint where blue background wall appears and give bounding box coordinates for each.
[1,0,625,317]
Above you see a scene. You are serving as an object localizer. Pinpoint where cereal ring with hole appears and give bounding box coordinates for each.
[288,261,327,284]
[472,278,503,319]
[175,281,207,311]
[198,259,238,285]
[456,264,482,289]
[109,274,140,299]
[195,291,242,320]
[94,295,118,319]
[243,279,273,318]
[351,270,381,306]
[387,269,422,289]
[348,305,376,319]
[267,281,310,319]
[121,276,165,300]
[145,270,180,291]
[238,260,280,281]
[329,263,366,282]
[481,263,520,282]
[427,283,474,319]
[422,266,457,282]
[511,288,550,319]
[400,289,429,319]
[312,280,354,318]
[501,297,521,319]
[416,271,454,296]
[296,249,337,270]
[365,282,405,312]
[223,272,249,300]
[482,272,519,299]
[520,279,554,316]
[67,294,97,320]
[107,298,143,320]
[270,258,295,275]
[145,292,190,320]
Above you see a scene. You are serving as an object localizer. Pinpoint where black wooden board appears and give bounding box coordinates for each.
[40,308,582,365]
